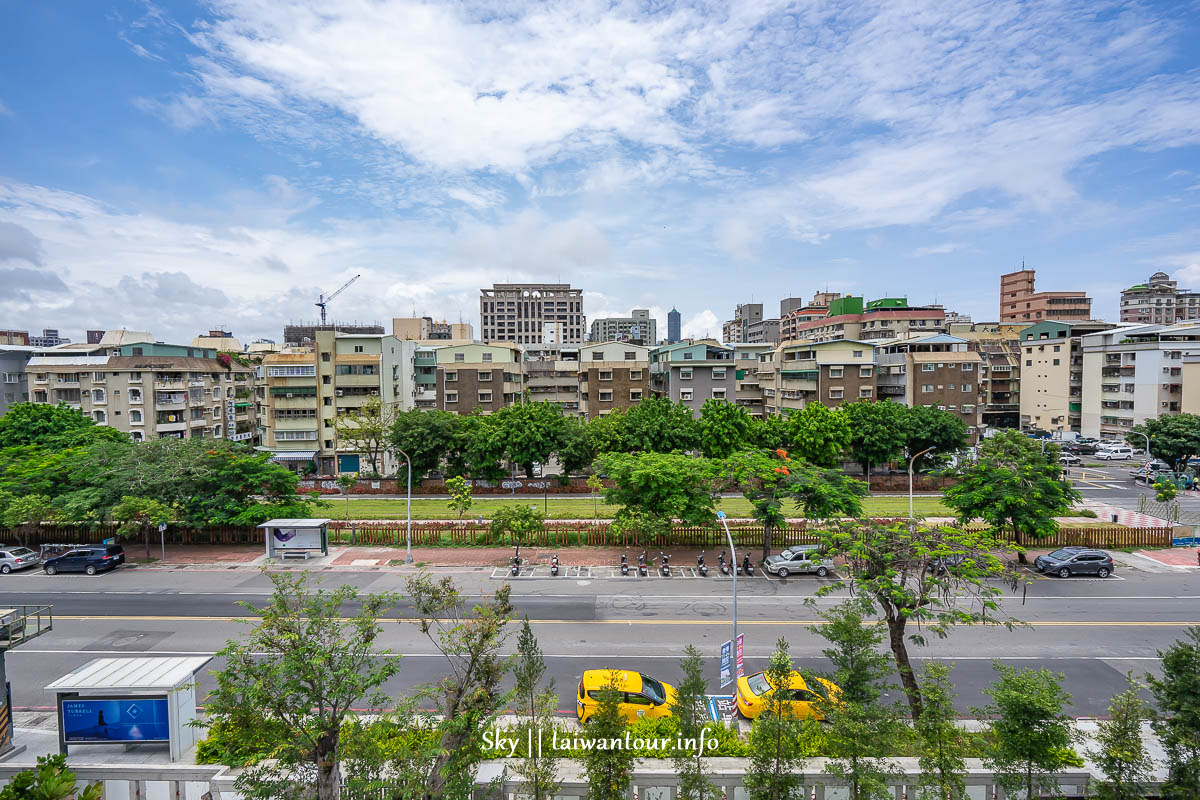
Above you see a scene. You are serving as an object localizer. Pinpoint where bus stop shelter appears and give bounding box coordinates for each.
[258,518,331,559]
[45,656,211,762]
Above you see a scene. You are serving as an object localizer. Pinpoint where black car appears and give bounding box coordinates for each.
[1034,547,1114,578]
[43,544,126,576]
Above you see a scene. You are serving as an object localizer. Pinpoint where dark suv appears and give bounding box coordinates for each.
[1034,547,1114,578]
[43,544,125,576]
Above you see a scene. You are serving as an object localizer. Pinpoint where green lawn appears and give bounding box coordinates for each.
[331,494,952,521]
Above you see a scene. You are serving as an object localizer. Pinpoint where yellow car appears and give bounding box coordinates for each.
[735,670,840,720]
[576,669,678,724]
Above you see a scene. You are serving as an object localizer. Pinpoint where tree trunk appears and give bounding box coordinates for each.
[761,519,773,561]
[1014,526,1028,565]
[886,615,923,720]
[315,730,341,800]
[525,463,535,478]
[143,521,152,560]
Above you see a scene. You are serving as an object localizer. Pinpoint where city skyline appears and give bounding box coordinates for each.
[2,1,1200,343]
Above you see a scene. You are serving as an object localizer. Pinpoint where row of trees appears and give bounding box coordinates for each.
[0,403,320,554]
[373,396,969,482]
[195,571,1200,800]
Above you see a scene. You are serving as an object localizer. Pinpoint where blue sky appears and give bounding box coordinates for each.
[2,0,1200,344]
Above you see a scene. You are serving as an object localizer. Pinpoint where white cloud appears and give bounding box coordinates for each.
[909,242,967,258]
[681,309,720,340]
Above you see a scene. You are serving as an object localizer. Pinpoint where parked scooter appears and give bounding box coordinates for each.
[660,551,672,577]
[550,553,560,576]
[638,549,648,577]
[697,551,708,577]
[620,550,629,576]
[742,554,755,577]
[718,551,731,576]
[510,544,521,577]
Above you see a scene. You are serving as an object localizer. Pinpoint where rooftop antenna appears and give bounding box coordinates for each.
[315,274,361,326]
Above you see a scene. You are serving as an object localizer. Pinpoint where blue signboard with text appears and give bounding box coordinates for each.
[61,697,169,743]
[719,640,733,688]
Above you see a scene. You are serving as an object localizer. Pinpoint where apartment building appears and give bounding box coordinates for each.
[27,345,258,443]
[948,322,1029,430]
[28,328,71,347]
[722,304,763,344]
[779,293,841,342]
[1120,272,1200,324]
[1080,323,1200,439]
[0,330,30,346]
[667,308,681,344]
[1018,320,1115,434]
[523,344,582,415]
[392,317,473,342]
[875,334,985,436]
[788,297,948,343]
[578,342,650,418]
[649,340,736,416]
[435,342,524,414]
[260,331,415,474]
[0,344,39,416]
[480,284,585,345]
[192,330,241,352]
[758,340,876,415]
[732,343,774,417]
[589,309,656,345]
[999,269,1092,323]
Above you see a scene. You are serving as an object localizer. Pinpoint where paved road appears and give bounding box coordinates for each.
[3,565,1199,717]
[1071,462,1200,513]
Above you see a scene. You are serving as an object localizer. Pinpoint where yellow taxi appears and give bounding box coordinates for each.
[576,669,678,724]
[735,670,840,720]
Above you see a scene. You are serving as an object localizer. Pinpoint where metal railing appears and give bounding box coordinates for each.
[0,604,52,651]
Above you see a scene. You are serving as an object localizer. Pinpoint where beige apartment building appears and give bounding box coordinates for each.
[523,344,582,415]
[480,284,585,344]
[999,269,1092,323]
[578,342,650,418]
[27,352,258,443]
[732,343,774,417]
[393,317,473,342]
[758,339,876,415]
[260,330,416,474]
[434,342,524,413]
[875,334,985,437]
[1018,320,1115,433]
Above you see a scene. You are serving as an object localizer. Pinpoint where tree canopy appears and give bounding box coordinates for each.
[1130,414,1200,472]
[697,398,754,458]
[388,409,462,478]
[0,402,128,449]
[622,397,700,453]
[490,401,571,477]
[902,405,968,467]
[842,400,907,476]
[784,403,851,467]
[595,451,716,539]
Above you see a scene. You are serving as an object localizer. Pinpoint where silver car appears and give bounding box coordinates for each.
[0,546,42,574]
[763,545,831,578]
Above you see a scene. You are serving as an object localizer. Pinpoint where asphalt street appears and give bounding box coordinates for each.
[1071,462,1200,513]
[3,564,1198,718]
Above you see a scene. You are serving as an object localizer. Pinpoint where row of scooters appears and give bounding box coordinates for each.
[508,545,755,577]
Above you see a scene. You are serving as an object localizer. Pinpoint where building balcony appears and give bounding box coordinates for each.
[334,373,381,387]
[273,416,320,430]
[154,380,187,390]
[156,421,188,433]
[156,400,186,410]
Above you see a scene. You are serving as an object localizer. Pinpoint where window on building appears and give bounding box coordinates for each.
[829,367,843,378]
[962,384,972,392]
[712,388,727,399]
[683,353,693,360]
[324,397,332,406]
[712,368,726,380]
[478,391,493,403]
[128,371,141,381]
[630,370,643,380]
[1052,359,1060,366]
[599,390,614,401]
[858,387,873,398]
[829,388,844,400]
[478,370,493,381]
[680,368,693,380]
[445,391,459,403]
[1026,359,1032,366]
[354,345,364,353]
[268,365,316,377]
[921,384,934,393]
[853,350,863,357]
[624,351,636,360]
[1053,345,1061,352]
[321,352,331,362]
[962,363,974,371]
[592,352,604,360]
[681,389,694,401]
[630,389,643,401]
[91,389,105,402]
[446,371,458,382]
[921,364,935,372]
[454,353,465,362]
[599,370,613,381]
[859,366,872,377]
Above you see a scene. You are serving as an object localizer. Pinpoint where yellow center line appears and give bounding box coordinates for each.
[49,615,1200,627]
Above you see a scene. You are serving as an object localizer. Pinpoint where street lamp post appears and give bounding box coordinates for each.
[1131,431,1152,482]
[396,447,413,564]
[717,510,737,651]
[908,447,936,520]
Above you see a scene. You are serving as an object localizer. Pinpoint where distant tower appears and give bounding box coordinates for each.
[667,307,681,344]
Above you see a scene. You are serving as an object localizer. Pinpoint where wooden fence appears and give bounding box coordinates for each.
[1,522,1175,550]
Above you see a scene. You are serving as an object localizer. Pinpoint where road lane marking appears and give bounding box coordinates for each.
[46,615,1200,626]
[7,649,1166,660]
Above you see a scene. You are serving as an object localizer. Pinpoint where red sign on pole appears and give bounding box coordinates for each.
[735,633,745,678]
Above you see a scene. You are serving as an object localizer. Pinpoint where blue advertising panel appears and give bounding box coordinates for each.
[719,640,733,688]
[61,696,169,743]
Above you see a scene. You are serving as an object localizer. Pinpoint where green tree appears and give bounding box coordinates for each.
[490,504,545,544]
[406,575,514,800]
[818,520,1017,720]
[491,401,569,478]
[1147,627,1200,799]
[751,412,790,450]
[671,644,716,800]
[1155,478,1179,502]
[332,395,396,476]
[586,410,629,454]
[1089,673,1156,800]
[622,397,700,453]
[556,417,594,476]
[586,473,605,519]
[698,398,754,458]
[335,473,357,523]
[903,405,968,468]
[111,496,173,560]
[512,619,559,800]
[721,449,866,560]
[744,638,810,800]
[1,493,61,548]
[842,400,907,478]
[915,662,969,800]
[0,754,102,800]
[389,409,462,478]
[581,677,635,800]
[452,413,507,481]
[943,430,1081,563]
[0,402,126,448]
[1130,413,1200,472]
[980,663,1082,800]
[785,403,851,467]
[595,452,717,540]
[445,475,473,519]
[812,596,893,706]
[204,572,401,800]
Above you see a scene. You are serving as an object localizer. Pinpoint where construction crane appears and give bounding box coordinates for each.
[315,274,361,325]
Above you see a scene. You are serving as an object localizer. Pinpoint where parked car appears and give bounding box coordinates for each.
[926,553,971,575]
[1059,454,1082,466]
[1063,443,1098,455]
[1034,547,1115,578]
[1096,447,1135,461]
[736,670,841,720]
[1130,461,1169,479]
[763,545,832,578]
[0,546,42,574]
[577,669,677,724]
[42,544,126,576]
